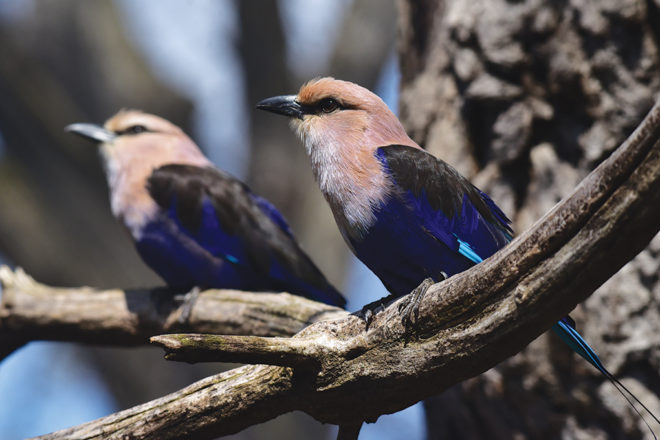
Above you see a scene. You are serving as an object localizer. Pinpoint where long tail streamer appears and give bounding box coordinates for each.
[553,317,659,439]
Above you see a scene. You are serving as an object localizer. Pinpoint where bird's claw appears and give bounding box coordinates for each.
[398,277,436,334]
[354,294,397,331]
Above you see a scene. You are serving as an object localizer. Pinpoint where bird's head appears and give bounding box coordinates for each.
[257,77,419,158]
[65,111,211,231]
[258,78,420,234]
[66,110,211,179]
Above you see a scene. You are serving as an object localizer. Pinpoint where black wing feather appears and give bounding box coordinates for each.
[147,164,340,296]
[379,145,512,235]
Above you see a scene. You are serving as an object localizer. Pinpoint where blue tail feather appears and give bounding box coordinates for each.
[553,317,660,437]
[552,318,607,375]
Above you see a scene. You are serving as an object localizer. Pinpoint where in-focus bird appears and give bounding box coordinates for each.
[258,77,659,431]
[65,110,346,309]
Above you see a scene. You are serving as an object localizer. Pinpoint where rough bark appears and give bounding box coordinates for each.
[0,266,344,360]
[32,97,660,439]
[397,0,660,438]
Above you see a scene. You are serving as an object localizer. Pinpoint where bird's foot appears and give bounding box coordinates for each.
[353,293,399,331]
[174,286,201,324]
[398,277,438,334]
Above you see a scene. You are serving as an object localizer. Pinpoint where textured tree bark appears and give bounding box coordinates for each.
[34,364,299,440]
[0,266,344,361]
[32,98,660,439]
[397,0,660,438]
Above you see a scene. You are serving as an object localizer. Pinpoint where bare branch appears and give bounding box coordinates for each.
[35,99,660,440]
[0,266,345,360]
[151,334,322,367]
[33,364,298,440]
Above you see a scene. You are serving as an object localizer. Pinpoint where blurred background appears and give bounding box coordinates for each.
[1,0,660,439]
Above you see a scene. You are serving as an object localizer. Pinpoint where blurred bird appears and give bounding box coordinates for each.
[65,110,346,309]
[258,77,659,431]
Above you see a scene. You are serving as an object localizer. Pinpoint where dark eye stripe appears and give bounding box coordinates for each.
[117,125,149,136]
[297,98,354,116]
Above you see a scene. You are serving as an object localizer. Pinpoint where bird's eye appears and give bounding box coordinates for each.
[318,98,340,114]
[123,125,148,135]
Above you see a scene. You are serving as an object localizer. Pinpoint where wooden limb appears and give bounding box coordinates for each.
[151,334,322,367]
[36,99,660,439]
[33,364,298,440]
[0,266,345,360]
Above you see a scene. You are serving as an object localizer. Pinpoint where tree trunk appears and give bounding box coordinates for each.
[397,0,660,438]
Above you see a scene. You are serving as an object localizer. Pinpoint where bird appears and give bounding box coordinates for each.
[65,110,346,311]
[257,77,659,432]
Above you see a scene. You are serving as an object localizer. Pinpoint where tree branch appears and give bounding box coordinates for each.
[34,364,298,440]
[151,334,321,367]
[32,98,660,439]
[0,266,345,360]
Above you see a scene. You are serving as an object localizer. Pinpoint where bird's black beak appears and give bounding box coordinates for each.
[65,123,117,143]
[256,95,304,120]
